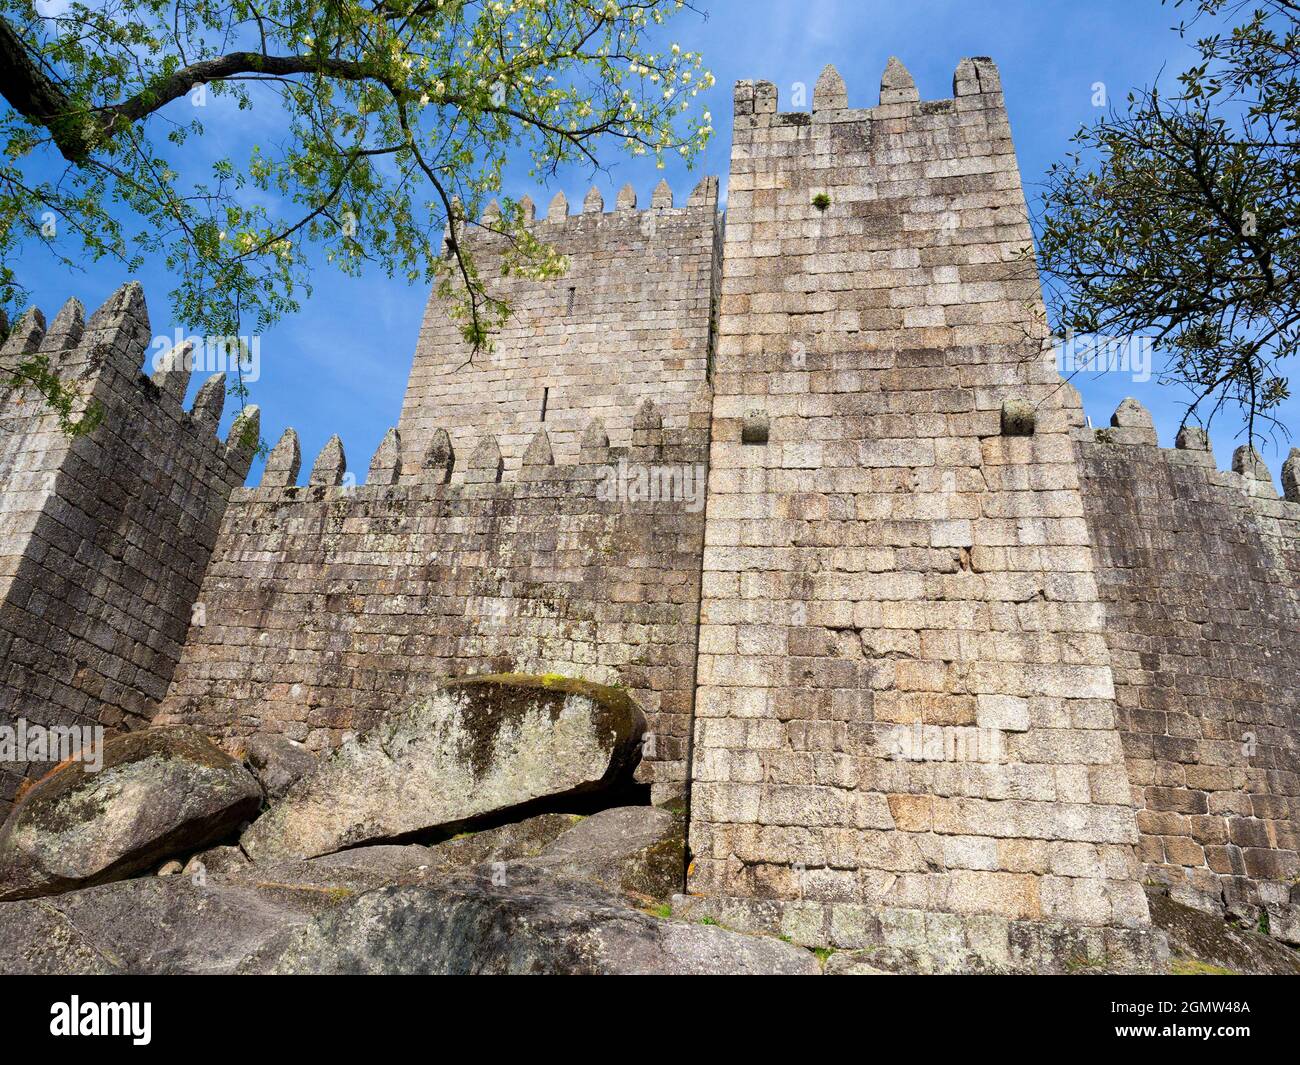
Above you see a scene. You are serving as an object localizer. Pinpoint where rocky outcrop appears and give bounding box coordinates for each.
[1148,891,1300,975]
[240,676,646,861]
[246,863,820,975]
[0,875,323,975]
[0,808,808,974]
[0,726,262,901]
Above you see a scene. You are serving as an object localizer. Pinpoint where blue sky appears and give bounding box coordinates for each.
[16,0,1296,482]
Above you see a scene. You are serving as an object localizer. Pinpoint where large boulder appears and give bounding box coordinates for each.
[0,841,448,975]
[241,675,646,861]
[524,806,684,901]
[0,726,262,901]
[246,863,821,975]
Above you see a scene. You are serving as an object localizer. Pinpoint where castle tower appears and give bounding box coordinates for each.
[0,283,257,809]
[398,178,722,478]
[686,59,1160,968]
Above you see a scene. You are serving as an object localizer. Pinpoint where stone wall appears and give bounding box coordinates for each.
[0,283,257,809]
[157,401,710,801]
[1077,405,1300,936]
[686,58,1157,963]
[398,179,720,478]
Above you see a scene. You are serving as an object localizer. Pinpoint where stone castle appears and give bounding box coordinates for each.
[3,56,1299,968]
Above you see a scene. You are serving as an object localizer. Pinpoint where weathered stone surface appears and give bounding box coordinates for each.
[1107,397,1158,445]
[421,427,455,482]
[1282,447,1300,501]
[1175,425,1210,451]
[0,875,323,975]
[688,58,1153,936]
[261,427,301,487]
[367,427,402,485]
[879,57,919,105]
[228,844,440,898]
[824,954,894,975]
[190,371,226,431]
[247,863,821,975]
[228,815,579,897]
[1149,892,1300,975]
[423,813,580,871]
[228,815,581,896]
[1269,898,1300,947]
[184,845,249,878]
[464,433,503,484]
[308,433,346,486]
[0,726,262,900]
[813,63,848,112]
[244,734,316,802]
[524,806,684,901]
[240,676,646,861]
[521,427,554,467]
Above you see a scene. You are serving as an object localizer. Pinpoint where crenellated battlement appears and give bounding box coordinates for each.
[1075,395,1300,924]
[1074,395,1300,534]
[159,395,710,801]
[402,170,721,484]
[463,174,719,238]
[1,282,260,485]
[245,397,709,505]
[732,55,1005,130]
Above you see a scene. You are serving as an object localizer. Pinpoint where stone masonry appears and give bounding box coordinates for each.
[399,177,721,477]
[155,407,710,802]
[684,61,1158,968]
[1078,410,1300,936]
[2,55,1298,962]
[0,283,257,808]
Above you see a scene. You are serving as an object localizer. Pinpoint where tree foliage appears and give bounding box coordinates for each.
[1036,0,1300,443]
[0,0,713,425]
